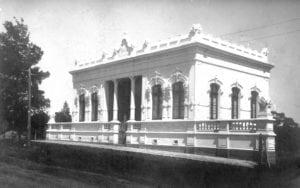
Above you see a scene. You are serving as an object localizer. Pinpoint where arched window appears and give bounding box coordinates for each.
[250,91,259,118]
[79,94,85,122]
[172,82,184,119]
[210,84,219,119]
[152,85,162,120]
[231,87,240,119]
[91,92,98,121]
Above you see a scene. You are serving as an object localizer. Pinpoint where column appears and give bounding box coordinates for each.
[129,76,136,121]
[97,89,101,121]
[184,85,189,120]
[162,86,169,120]
[112,79,119,122]
[73,90,79,122]
[168,87,172,119]
[100,83,108,122]
[85,92,91,122]
[145,87,151,120]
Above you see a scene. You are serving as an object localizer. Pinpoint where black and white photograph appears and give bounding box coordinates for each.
[0,0,300,187]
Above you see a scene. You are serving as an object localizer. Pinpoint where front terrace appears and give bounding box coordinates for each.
[46,118,275,164]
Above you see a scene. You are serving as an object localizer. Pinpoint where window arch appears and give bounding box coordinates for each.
[210,83,220,119]
[231,87,240,119]
[250,91,259,118]
[152,84,163,120]
[91,92,98,121]
[172,82,185,119]
[79,94,85,122]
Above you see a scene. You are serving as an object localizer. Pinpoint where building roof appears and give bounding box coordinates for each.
[71,24,269,73]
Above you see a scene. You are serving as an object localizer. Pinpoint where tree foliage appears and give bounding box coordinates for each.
[55,101,72,122]
[271,111,300,156]
[31,111,50,139]
[0,18,50,136]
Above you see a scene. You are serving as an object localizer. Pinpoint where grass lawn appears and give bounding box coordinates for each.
[1,139,300,187]
[0,140,150,188]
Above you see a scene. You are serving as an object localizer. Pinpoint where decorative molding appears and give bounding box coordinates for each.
[169,68,188,86]
[188,23,202,38]
[90,85,99,94]
[78,86,86,95]
[230,81,243,90]
[250,85,261,93]
[261,48,269,57]
[149,71,165,87]
[208,76,223,86]
[145,87,151,102]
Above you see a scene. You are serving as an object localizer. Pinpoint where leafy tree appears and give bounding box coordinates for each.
[31,111,50,139]
[0,18,50,138]
[55,101,72,122]
[271,111,300,159]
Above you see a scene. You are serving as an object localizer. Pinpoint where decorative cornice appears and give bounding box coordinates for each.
[71,24,271,73]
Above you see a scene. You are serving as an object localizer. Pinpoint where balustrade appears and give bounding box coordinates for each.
[47,119,273,145]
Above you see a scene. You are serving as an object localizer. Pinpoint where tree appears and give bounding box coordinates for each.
[271,111,300,158]
[55,101,72,122]
[0,18,50,138]
[31,111,50,139]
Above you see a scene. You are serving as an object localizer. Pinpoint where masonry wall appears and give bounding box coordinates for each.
[194,51,271,120]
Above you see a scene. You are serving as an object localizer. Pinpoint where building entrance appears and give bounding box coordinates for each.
[117,78,131,144]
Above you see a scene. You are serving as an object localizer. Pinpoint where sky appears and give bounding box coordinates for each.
[0,0,300,122]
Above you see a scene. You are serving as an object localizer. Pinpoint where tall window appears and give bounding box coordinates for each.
[210,84,219,119]
[231,87,240,119]
[91,92,98,121]
[172,82,185,119]
[79,94,85,122]
[152,85,162,120]
[251,91,258,118]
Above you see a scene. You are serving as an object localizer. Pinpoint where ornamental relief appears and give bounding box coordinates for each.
[169,68,188,86]
[89,85,99,94]
[149,71,165,87]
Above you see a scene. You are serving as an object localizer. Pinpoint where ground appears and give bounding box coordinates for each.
[0,140,150,188]
[0,140,300,187]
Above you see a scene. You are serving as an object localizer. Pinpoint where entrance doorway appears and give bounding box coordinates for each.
[117,78,131,144]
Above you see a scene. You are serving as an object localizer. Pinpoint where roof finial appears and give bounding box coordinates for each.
[189,23,202,38]
[261,47,269,57]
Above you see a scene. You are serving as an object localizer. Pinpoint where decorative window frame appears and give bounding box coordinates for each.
[230,82,243,119]
[250,85,261,118]
[207,77,223,120]
[149,71,166,120]
[169,68,188,87]
[168,68,189,119]
[77,86,87,122]
[149,71,166,88]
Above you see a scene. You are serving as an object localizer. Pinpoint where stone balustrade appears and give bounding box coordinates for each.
[46,118,276,163]
[47,121,120,144]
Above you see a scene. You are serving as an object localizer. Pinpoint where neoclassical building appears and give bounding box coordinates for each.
[47,24,275,163]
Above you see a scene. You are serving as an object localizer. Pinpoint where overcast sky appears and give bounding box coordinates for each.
[1,0,300,122]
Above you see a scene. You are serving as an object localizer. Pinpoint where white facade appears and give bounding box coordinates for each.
[47,24,275,162]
